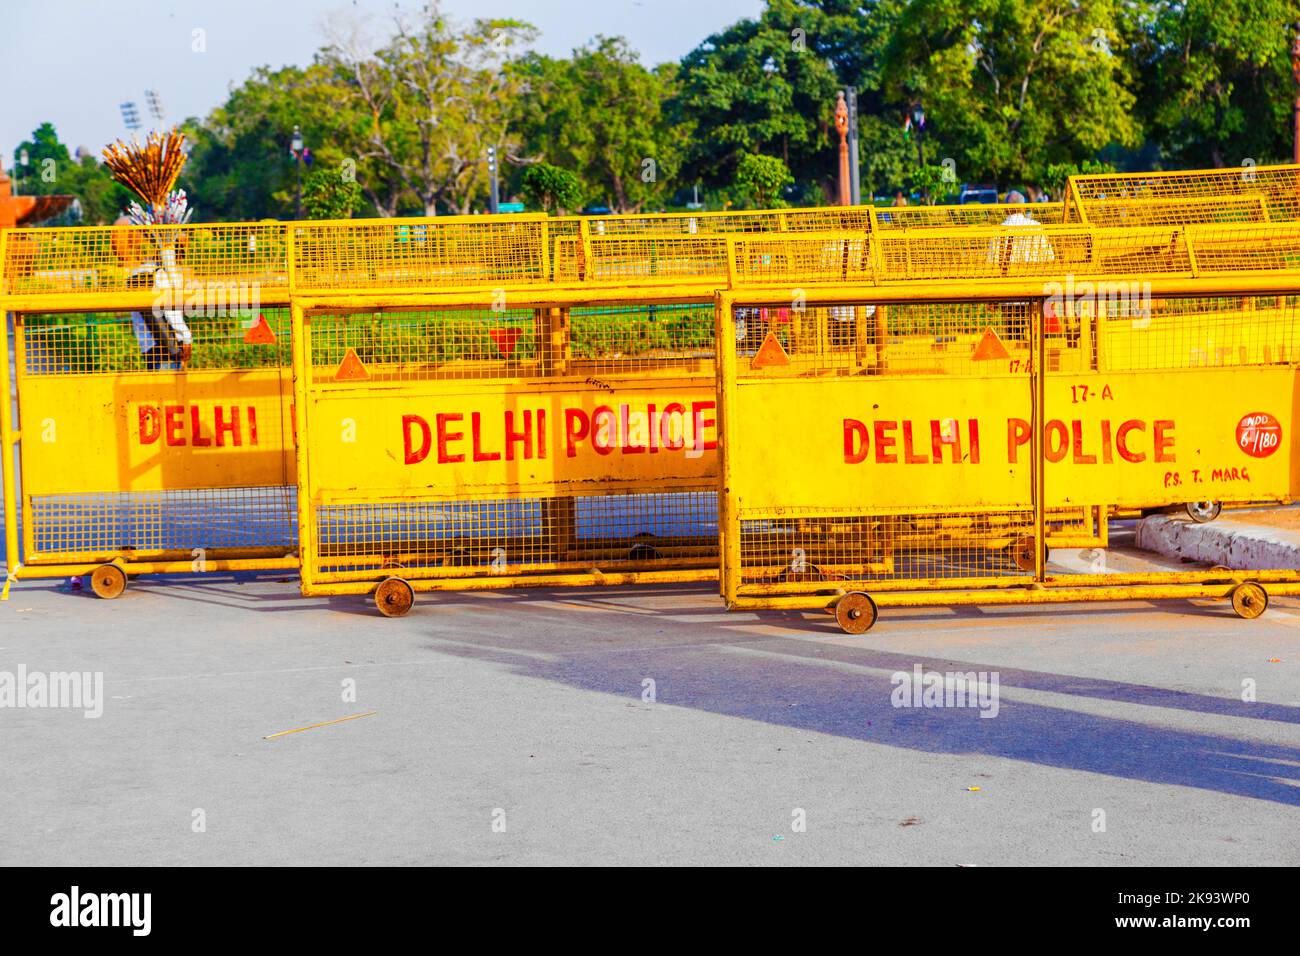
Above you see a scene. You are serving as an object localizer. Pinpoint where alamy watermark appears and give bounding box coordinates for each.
[891,664,1000,718]
[152,277,262,321]
[0,666,104,718]
[1044,276,1151,327]
[50,886,150,936]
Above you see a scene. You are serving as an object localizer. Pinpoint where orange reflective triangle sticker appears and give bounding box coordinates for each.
[971,326,1010,361]
[243,314,277,344]
[335,347,370,382]
[488,326,524,356]
[752,331,790,368]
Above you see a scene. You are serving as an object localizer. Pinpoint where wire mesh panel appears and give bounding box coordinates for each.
[1,222,289,302]
[729,224,1300,287]
[294,209,875,294]
[28,488,295,559]
[1065,165,1300,226]
[717,286,1300,631]
[1183,224,1300,273]
[874,226,1193,282]
[1044,290,1300,515]
[1086,292,1300,371]
[556,235,733,284]
[581,206,873,234]
[298,298,721,600]
[873,202,1065,229]
[292,216,554,293]
[307,302,715,384]
[718,295,1040,602]
[13,308,297,569]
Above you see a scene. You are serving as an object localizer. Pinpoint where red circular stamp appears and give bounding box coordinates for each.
[1236,412,1282,458]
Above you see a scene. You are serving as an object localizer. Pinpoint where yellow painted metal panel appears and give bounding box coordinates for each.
[1043,368,1297,508]
[306,380,715,501]
[716,286,1300,627]
[730,375,1034,514]
[18,369,295,495]
[299,298,722,593]
[727,367,1294,517]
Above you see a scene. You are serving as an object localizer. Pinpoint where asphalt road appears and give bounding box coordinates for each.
[2,568,1298,866]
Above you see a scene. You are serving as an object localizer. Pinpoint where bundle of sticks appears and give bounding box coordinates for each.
[102,129,190,223]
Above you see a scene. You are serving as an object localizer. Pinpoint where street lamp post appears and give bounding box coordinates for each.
[17,148,28,195]
[487,145,499,214]
[846,87,861,206]
[912,103,926,169]
[290,125,305,220]
[834,92,850,207]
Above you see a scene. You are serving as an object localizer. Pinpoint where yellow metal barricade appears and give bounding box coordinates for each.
[579,205,873,234]
[715,280,1300,633]
[292,291,722,614]
[0,220,290,312]
[729,223,1300,289]
[7,183,1300,603]
[1064,164,1300,226]
[0,221,299,595]
[2,305,299,593]
[727,220,1300,523]
[1,215,549,594]
[2,215,879,596]
[871,201,1064,229]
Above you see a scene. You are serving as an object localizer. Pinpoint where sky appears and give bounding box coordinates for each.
[1,0,763,158]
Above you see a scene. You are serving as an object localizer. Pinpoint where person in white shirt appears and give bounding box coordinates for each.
[988,191,1056,339]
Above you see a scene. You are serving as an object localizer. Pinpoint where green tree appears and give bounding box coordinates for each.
[1041,159,1117,199]
[10,123,130,224]
[862,113,920,198]
[735,152,794,206]
[302,167,364,219]
[515,37,683,212]
[910,163,953,204]
[178,63,369,220]
[61,155,135,224]
[672,12,840,194]
[1136,0,1300,168]
[519,163,585,213]
[883,0,1143,186]
[12,122,70,190]
[323,4,536,215]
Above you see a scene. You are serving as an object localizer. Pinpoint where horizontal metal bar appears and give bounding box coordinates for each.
[731,581,1300,612]
[12,556,301,579]
[0,289,292,313]
[302,567,715,596]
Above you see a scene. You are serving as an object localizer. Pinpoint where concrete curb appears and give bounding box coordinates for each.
[1135,515,1300,571]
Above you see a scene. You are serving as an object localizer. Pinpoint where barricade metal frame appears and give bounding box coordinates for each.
[1,297,300,593]
[5,174,1300,602]
[291,287,725,614]
[715,277,1300,633]
[1064,164,1300,226]
[1,216,878,598]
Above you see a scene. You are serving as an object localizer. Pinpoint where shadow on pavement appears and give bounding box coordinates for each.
[14,573,1300,806]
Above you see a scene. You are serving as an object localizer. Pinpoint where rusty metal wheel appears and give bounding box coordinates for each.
[833,591,878,635]
[89,563,127,600]
[1011,535,1048,572]
[1230,582,1268,620]
[374,577,415,618]
[1186,501,1222,523]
